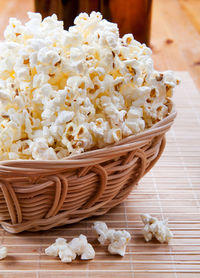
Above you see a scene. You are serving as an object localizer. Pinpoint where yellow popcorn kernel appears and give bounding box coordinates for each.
[54,60,61,67]
[96,120,102,127]
[77,127,84,136]
[67,125,74,133]
[72,141,83,148]
[89,72,98,80]
[86,55,93,61]
[112,69,122,79]
[150,88,156,98]
[127,66,136,75]
[126,37,132,45]
[30,67,37,77]
[79,82,85,89]
[23,59,30,65]
[99,75,104,82]
[156,74,163,82]
[113,129,122,141]
[65,100,71,107]
[94,51,100,60]
[156,106,163,112]
[10,71,15,79]
[88,85,99,94]
[66,134,74,141]
[114,82,123,92]
[118,53,125,61]
[166,85,172,97]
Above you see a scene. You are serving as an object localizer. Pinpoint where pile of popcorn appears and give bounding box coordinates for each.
[0,12,179,161]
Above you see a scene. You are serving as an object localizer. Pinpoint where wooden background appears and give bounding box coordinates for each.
[0,0,199,90]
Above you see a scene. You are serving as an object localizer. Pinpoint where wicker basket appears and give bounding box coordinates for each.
[0,103,176,233]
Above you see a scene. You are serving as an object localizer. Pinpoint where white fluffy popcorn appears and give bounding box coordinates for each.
[58,244,76,263]
[93,221,131,256]
[45,235,95,263]
[93,221,109,245]
[107,230,131,257]
[45,237,68,257]
[141,214,173,243]
[0,11,179,161]
[0,246,7,260]
[68,234,95,260]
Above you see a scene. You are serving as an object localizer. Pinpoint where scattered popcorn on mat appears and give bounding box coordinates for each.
[45,235,95,263]
[0,11,179,161]
[93,221,131,256]
[141,214,173,243]
[0,246,7,260]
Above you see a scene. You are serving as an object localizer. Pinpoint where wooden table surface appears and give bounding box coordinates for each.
[0,0,199,91]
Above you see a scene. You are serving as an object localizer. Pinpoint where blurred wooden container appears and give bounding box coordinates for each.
[35,0,152,45]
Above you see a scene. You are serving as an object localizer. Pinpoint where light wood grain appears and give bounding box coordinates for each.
[151,0,200,91]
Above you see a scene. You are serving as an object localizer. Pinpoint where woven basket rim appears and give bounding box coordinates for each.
[0,101,176,166]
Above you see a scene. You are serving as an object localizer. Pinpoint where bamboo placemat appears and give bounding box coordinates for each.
[0,71,200,278]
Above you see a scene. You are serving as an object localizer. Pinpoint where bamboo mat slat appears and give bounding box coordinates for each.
[0,71,200,278]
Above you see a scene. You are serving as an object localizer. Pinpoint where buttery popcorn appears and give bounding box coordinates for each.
[141,214,173,243]
[0,12,179,160]
[93,221,131,256]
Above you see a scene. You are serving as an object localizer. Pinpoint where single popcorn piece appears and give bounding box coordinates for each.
[45,238,68,257]
[108,230,131,257]
[93,221,131,256]
[68,234,95,260]
[141,214,173,243]
[93,221,110,245]
[0,11,179,161]
[0,246,7,260]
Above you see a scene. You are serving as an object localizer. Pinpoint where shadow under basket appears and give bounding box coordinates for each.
[0,103,176,233]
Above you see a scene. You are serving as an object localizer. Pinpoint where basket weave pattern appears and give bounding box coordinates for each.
[0,106,176,233]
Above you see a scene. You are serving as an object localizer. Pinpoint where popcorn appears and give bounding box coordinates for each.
[93,221,131,256]
[93,221,109,245]
[58,245,76,263]
[45,235,95,263]
[0,246,7,260]
[68,234,95,260]
[45,238,68,257]
[0,11,179,161]
[107,230,131,257]
[141,214,173,243]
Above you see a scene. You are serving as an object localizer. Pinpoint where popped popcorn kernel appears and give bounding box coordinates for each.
[141,214,173,243]
[93,221,131,256]
[0,12,179,161]
[0,246,7,260]
[45,235,95,263]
